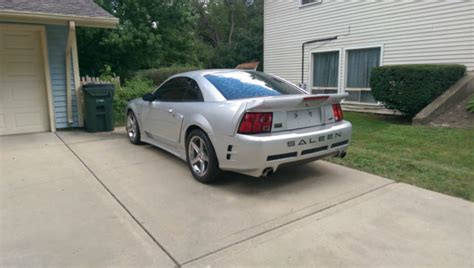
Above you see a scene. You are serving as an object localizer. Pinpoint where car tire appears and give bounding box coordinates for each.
[126,111,142,145]
[186,129,222,183]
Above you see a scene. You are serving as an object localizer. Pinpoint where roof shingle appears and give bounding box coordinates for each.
[0,0,115,19]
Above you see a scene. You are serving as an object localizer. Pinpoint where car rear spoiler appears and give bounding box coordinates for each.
[244,93,348,112]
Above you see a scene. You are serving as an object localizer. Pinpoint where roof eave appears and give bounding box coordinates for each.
[0,10,119,28]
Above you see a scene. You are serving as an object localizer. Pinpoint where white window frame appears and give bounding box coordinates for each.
[309,48,343,94]
[342,44,384,105]
[299,0,322,8]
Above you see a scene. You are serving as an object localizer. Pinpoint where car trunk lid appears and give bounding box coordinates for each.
[243,93,347,132]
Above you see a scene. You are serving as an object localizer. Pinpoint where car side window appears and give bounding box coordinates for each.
[154,77,203,102]
[181,78,204,102]
[154,78,183,102]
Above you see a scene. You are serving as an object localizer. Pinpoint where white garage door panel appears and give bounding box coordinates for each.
[15,111,44,127]
[4,32,36,51]
[0,27,49,136]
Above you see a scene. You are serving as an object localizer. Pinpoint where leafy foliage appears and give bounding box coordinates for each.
[193,0,263,69]
[77,0,263,79]
[113,76,154,124]
[138,66,200,86]
[467,96,474,113]
[370,64,466,116]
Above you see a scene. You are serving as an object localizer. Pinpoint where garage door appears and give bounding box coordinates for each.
[0,27,50,136]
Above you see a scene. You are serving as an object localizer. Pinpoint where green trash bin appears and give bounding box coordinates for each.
[82,83,114,133]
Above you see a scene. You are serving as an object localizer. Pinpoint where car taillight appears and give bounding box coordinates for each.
[332,103,343,121]
[238,112,273,134]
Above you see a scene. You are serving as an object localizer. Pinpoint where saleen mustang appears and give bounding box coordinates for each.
[126,70,352,183]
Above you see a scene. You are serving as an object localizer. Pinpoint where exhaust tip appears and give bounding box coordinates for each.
[262,168,274,177]
[339,151,347,159]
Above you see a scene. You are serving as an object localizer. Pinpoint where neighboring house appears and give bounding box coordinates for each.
[264,0,474,113]
[0,0,118,136]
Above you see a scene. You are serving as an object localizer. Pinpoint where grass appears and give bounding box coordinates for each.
[328,112,474,201]
[467,96,474,113]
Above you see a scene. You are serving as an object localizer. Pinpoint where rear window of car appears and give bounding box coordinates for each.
[204,71,304,100]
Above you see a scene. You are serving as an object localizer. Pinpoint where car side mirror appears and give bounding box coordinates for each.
[142,93,156,102]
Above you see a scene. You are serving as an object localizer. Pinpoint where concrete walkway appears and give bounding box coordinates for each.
[0,132,174,267]
[1,129,472,267]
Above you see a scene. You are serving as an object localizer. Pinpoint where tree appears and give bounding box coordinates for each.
[192,0,263,69]
[77,0,264,78]
[77,0,201,78]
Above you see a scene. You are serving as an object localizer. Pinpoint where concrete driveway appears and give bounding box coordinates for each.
[1,129,472,267]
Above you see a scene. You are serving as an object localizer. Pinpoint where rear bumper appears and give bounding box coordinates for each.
[217,120,352,177]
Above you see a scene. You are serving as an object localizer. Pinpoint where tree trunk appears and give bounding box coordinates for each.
[228,7,235,44]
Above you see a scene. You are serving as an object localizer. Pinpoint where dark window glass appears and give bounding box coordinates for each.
[301,0,318,5]
[346,47,381,88]
[313,51,339,88]
[204,71,304,100]
[154,77,204,102]
[346,91,377,104]
[154,78,183,102]
[181,78,204,102]
[312,89,338,95]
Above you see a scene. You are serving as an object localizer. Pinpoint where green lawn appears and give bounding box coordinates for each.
[328,112,474,201]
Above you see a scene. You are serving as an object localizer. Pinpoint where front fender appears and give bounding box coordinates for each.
[126,98,145,126]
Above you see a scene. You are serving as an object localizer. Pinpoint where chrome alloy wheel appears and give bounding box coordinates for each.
[188,136,209,176]
[126,113,137,140]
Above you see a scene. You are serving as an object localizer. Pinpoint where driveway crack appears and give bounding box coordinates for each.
[181,180,396,266]
[55,133,181,267]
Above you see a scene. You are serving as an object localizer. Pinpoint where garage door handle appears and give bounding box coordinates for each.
[168,108,173,113]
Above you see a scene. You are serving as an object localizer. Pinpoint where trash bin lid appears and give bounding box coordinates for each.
[82,83,114,97]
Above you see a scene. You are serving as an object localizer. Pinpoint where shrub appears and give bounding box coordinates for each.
[113,76,154,125]
[138,66,200,86]
[370,64,466,116]
[467,96,474,113]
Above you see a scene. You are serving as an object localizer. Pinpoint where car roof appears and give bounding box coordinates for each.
[173,69,256,79]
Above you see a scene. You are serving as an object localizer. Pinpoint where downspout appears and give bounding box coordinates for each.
[301,36,337,91]
[70,22,83,127]
[65,21,74,124]
[300,26,351,91]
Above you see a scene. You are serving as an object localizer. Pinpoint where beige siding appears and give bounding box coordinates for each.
[264,0,474,89]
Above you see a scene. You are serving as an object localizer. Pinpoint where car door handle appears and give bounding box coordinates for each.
[168,108,173,114]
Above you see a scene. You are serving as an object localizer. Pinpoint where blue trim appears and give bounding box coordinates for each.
[46,25,79,128]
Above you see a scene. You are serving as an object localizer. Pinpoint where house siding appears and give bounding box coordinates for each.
[264,0,474,89]
[46,25,79,128]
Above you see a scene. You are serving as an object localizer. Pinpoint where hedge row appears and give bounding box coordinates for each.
[113,66,202,125]
[113,76,154,125]
[467,96,474,113]
[370,64,466,116]
[137,66,200,86]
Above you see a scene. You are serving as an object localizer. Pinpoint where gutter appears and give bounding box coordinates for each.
[0,10,119,28]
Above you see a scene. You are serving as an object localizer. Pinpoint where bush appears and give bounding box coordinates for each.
[370,64,466,116]
[138,66,200,86]
[114,76,154,125]
[467,96,474,113]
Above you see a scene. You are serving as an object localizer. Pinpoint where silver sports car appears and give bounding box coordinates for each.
[126,70,352,183]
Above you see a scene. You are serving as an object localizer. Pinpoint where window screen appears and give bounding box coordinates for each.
[346,47,381,88]
[312,51,339,88]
